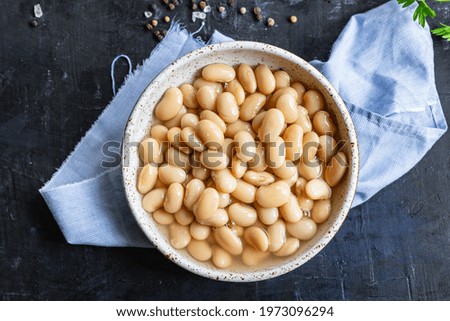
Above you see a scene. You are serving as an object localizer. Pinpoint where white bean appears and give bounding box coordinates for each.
[193,188,219,220]
[137,163,158,194]
[255,181,290,208]
[164,183,184,213]
[211,168,238,193]
[169,222,191,249]
[155,87,183,121]
[142,188,167,213]
[212,245,233,268]
[228,203,258,227]
[214,226,243,255]
[268,220,286,252]
[324,152,348,187]
[311,199,332,224]
[187,239,213,261]
[305,178,332,200]
[286,218,317,241]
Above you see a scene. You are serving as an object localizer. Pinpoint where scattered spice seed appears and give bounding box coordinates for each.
[164,16,171,23]
[168,3,175,10]
[289,15,298,24]
[192,3,198,10]
[173,0,180,6]
[267,18,275,27]
[239,7,246,14]
[227,0,235,6]
[151,19,158,27]
[146,23,153,30]
[163,0,169,4]
[30,19,38,27]
[199,1,206,10]
[253,7,262,21]
[154,30,165,42]
[218,5,225,13]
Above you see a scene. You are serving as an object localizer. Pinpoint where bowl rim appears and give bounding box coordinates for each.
[122,40,359,282]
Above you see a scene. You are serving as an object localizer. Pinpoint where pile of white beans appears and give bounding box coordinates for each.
[137,63,348,268]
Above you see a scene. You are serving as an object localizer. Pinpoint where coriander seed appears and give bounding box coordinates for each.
[192,3,198,10]
[218,5,225,13]
[154,30,165,42]
[267,18,275,27]
[168,3,175,10]
[253,7,262,21]
[199,1,206,10]
[151,19,158,27]
[290,15,298,23]
[146,23,153,31]
[164,16,171,23]
[239,7,246,14]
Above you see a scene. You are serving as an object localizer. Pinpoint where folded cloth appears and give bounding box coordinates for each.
[40,0,447,247]
[310,0,447,206]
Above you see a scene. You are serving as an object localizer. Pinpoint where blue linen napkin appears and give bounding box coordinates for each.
[39,0,447,247]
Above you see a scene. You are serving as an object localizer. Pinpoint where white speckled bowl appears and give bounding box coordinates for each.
[122,41,359,282]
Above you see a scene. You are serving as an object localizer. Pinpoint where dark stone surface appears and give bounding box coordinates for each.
[0,0,449,300]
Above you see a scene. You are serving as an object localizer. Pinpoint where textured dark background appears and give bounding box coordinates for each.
[1,0,449,300]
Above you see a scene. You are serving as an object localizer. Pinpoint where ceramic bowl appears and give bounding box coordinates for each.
[122,41,359,282]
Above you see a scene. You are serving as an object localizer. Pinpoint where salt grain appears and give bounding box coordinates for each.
[192,11,207,22]
[34,4,43,18]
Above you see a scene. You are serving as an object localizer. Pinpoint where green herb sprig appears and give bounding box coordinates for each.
[397,0,450,41]
[431,23,450,40]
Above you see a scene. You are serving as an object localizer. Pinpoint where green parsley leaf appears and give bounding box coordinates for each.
[398,0,450,41]
[432,23,450,41]
[397,1,437,27]
[397,0,416,8]
[415,1,437,27]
